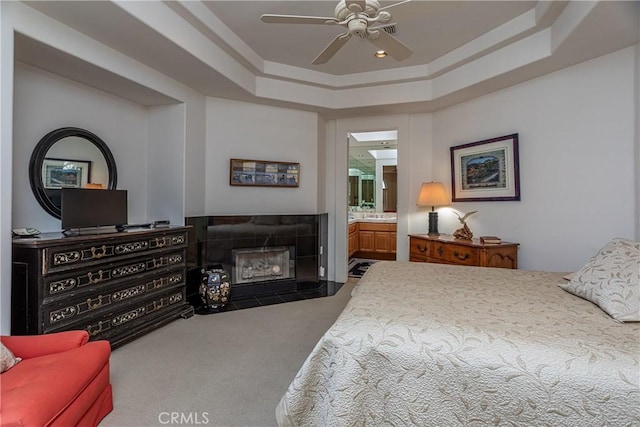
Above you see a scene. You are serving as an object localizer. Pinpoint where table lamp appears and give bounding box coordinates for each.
[416,182,449,236]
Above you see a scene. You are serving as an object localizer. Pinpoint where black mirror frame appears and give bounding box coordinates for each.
[29,127,118,219]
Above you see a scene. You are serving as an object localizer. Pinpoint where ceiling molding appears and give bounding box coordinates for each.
[14,0,639,117]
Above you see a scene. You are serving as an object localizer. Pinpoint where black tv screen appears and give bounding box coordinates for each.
[61,188,128,230]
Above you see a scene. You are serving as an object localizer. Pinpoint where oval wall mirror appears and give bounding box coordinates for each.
[29,127,118,218]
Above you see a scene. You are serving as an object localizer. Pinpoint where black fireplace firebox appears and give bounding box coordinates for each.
[185,214,329,306]
[232,245,296,284]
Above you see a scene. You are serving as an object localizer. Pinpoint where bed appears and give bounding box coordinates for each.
[276,239,640,426]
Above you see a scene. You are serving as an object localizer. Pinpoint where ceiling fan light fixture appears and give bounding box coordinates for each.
[262,0,413,64]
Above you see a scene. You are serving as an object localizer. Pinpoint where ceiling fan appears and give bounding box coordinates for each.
[260,0,413,65]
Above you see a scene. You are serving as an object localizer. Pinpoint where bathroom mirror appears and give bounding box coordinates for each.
[348,138,397,212]
[29,127,117,218]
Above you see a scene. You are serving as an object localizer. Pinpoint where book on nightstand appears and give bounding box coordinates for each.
[480,236,502,244]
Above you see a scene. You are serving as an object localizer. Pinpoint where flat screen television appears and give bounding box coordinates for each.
[61,188,128,231]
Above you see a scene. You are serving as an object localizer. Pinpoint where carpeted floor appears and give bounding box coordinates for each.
[100,279,357,427]
[348,258,378,278]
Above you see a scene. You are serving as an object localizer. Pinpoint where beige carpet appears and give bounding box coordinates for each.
[100,280,357,427]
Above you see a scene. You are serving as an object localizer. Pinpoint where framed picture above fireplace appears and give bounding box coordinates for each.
[230,158,299,187]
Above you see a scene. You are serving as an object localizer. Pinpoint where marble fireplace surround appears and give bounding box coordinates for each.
[185,214,329,305]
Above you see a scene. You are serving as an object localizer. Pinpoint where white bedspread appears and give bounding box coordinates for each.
[277,261,640,426]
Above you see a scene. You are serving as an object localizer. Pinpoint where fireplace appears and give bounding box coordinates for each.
[233,246,295,284]
[185,214,329,303]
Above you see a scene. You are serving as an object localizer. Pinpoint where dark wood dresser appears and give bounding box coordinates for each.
[12,226,194,348]
[409,234,519,269]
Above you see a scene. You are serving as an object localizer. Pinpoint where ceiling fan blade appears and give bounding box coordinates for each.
[377,0,412,13]
[312,33,352,65]
[346,0,366,13]
[260,14,339,25]
[368,29,412,61]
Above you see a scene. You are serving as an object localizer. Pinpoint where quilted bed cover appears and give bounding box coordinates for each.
[276,261,639,426]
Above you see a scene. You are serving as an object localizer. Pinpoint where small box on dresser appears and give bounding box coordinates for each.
[409,234,518,269]
[11,226,194,348]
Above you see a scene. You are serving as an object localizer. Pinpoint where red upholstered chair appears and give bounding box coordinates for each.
[0,330,113,426]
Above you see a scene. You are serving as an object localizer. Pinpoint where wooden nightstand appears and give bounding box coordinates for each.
[409,234,519,269]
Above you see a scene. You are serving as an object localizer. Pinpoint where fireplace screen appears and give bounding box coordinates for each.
[232,246,295,284]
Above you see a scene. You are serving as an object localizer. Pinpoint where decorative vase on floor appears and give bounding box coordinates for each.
[199,268,231,313]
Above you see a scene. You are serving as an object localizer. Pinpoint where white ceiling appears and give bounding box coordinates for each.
[351,130,397,143]
[201,1,537,75]
[17,0,640,117]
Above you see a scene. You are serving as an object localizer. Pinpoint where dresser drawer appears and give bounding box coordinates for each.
[431,242,479,266]
[44,250,185,299]
[43,268,185,331]
[46,288,186,340]
[409,238,429,261]
[44,231,188,274]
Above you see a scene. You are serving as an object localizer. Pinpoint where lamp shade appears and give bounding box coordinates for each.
[416,182,449,207]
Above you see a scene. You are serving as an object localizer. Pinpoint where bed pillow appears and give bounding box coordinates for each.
[559,238,640,322]
[1,342,22,373]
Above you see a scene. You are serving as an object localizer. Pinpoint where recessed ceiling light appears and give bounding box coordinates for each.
[374,50,387,58]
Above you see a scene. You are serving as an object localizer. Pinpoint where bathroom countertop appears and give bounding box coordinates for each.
[348,216,397,224]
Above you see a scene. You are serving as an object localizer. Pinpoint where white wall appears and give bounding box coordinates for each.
[0,0,14,335]
[316,115,328,213]
[433,46,637,271]
[634,44,640,241]
[184,96,207,217]
[147,103,186,225]
[203,98,319,215]
[12,63,150,230]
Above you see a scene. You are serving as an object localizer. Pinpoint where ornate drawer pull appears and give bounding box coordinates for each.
[87,321,106,336]
[87,270,104,284]
[87,295,104,309]
[155,238,166,248]
[437,246,444,256]
[417,244,427,253]
[453,251,470,260]
[91,245,107,259]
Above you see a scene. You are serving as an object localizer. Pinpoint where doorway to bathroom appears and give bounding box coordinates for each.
[347,130,398,274]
